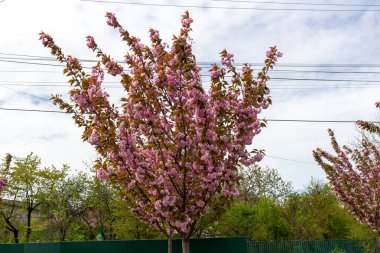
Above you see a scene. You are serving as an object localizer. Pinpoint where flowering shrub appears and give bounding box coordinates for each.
[314,102,380,235]
[40,11,281,250]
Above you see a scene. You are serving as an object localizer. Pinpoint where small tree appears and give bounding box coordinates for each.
[313,102,380,237]
[40,11,281,253]
[282,180,358,240]
[45,172,89,241]
[80,176,118,240]
[238,165,293,204]
[0,153,65,243]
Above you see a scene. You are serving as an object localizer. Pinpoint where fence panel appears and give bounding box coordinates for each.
[0,243,23,253]
[24,242,60,253]
[0,237,247,253]
[189,237,247,253]
[248,240,363,253]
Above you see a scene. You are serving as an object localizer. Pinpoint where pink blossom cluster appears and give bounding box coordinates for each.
[0,153,11,199]
[105,59,123,76]
[39,32,49,47]
[181,15,193,28]
[86,36,97,50]
[266,46,283,61]
[0,178,7,190]
[0,177,6,200]
[314,127,380,234]
[105,12,118,28]
[42,11,279,239]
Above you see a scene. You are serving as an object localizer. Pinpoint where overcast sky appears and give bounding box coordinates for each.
[0,0,379,190]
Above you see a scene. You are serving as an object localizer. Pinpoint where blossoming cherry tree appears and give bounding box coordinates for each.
[314,102,380,236]
[40,11,281,253]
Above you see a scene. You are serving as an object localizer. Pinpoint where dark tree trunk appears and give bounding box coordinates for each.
[168,237,172,253]
[26,208,32,242]
[13,230,19,243]
[136,224,140,239]
[182,237,190,253]
[59,228,67,241]
[4,218,19,243]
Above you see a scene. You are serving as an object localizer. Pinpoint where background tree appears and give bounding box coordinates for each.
[80,176,117,240]
[40,10,281,253]
[193,165,292,238]
[112,201,160,240]
[281,180,356,240]
[313,102,380,237]
[0,153,65,243]
[43,172,89,241]
[218,197,289,240]
[238,165,292,204]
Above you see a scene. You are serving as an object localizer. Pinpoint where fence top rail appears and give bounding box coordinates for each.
[248,240,362,242]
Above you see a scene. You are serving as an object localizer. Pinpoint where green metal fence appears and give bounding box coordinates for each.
[0,239,376,253]
[247,240,363,253]
[0,237,247,253]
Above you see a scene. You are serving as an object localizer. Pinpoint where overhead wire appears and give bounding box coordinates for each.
[4,52,380,68]
[210,0,380,8]
[78,0,380,12]
[3,67,380,75]
[3,56,380,83]
[0,86,50,102]
[0,53,379,109]
[0,106,377,124]
[265,154,316,165]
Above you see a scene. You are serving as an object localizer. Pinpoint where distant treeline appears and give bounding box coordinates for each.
[0,153,377,243]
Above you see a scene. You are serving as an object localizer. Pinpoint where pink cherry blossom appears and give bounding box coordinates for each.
[86,36,96,49]
[96,169,109,180]
[314,121,380,234]
[41,10,280,249]
[88,129,100,145]
[105,12,117,28]
[210,69,220,79]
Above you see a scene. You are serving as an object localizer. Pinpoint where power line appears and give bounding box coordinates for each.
[0,59,65,67]
[0,107,65,114]
[270,77,380,83]
[266,119,356,123]
[1,69,380,74]
[265,119,380,123]
[3,68,380,75]
[0,86,50,102]
[266,155,316,165]
[0,70,60,73]
[3,76,380,84]
[0,106,377,124]
[3,82,380,90]
[4,52,380,68]
[210,0,380,8]
[79,0,380,12]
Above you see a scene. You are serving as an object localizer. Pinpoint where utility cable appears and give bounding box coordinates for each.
[0,86,50,102]
[266,155,316,165]
[0,106,377,124]
[79,0,380,12]
[3,68,380,75]
[210,0,380,8]
[4,53,380,68]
